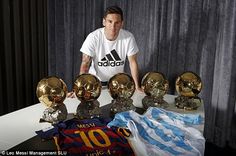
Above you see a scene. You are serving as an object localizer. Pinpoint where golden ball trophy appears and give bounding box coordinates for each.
[36,76,68,124]
[73,73,102,119]
[175,71,203,110]
[108,73,136,115]
[141,72,169,109]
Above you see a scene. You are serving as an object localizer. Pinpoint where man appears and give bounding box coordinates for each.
[81,6,142,90]
[68,6,142,97]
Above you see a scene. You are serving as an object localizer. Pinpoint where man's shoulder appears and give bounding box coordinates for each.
[84,28,103,43]
[90,28,104,36]
[119,29,135,39]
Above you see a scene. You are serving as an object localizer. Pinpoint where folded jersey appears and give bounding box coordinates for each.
[36,117,134,156]
[108,107,205,156]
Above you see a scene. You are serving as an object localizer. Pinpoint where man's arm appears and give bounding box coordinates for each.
[80,53,92,74]
[67,53,92,98]
[128,54,143,92]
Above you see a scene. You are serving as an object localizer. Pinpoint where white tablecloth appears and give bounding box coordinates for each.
[0,89,204,150]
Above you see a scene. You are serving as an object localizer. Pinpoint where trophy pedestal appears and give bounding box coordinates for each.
[76,100,101,119]
[142,96,169,110]
[175,96,202,110]
[110,98,136,115]
[40,103,68,124]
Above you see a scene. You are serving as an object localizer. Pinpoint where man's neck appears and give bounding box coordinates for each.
[104,29,119,41]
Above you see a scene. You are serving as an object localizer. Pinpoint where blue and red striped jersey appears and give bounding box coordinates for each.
[36,117,134,156]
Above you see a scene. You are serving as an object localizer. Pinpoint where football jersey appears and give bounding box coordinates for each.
[36,118,134,156]
[108,107,205,156]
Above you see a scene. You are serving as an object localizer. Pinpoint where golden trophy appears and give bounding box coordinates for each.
[108,73,136,115]
[36,76,68,124]
[175,71,203,110]
[73,73,102,119]
[141,72,169,109]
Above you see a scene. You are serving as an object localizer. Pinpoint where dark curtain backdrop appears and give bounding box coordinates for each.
[0,0,48,115]
[47,0,236,148]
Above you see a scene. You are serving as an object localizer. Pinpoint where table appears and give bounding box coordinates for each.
[0,89,204,150]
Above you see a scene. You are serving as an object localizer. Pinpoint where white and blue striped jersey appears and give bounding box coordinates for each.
[107,107,205,156]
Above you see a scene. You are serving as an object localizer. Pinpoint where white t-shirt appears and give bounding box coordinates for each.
[80,27,139,82]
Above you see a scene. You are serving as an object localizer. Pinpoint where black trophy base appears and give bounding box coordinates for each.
[110,98,136,116]
[76,100,102,119]
[175,96,202,110]
[142,96,169,110]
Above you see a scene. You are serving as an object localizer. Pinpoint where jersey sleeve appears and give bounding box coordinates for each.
[80,33,96,57]
[35,126,58,139]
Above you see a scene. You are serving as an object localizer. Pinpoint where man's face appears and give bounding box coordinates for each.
[103,13,123,41]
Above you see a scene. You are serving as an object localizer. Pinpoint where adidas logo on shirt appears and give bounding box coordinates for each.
[98,50,125,67]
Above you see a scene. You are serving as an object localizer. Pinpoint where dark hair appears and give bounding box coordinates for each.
[104,6,123,21]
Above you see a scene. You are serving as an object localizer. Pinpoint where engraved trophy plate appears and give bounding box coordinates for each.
[73,73,102,119]
[141,72,169,109]
[175,71,203,110]
[108,73,136,115]
[36,76,68,124]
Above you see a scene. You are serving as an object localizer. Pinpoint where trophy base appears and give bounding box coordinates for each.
[142,96,169,110]
[175,96,202,110]
[110,98,136,116]
[40,103,68,124]
[76,100,101,119]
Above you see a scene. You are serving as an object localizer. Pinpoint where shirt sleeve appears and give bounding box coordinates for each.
[80,33,96,57]
[127,34,139,56]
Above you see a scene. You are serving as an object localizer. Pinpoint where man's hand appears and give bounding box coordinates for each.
[67,91,76,98]
[136,86,144,93]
